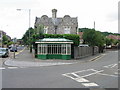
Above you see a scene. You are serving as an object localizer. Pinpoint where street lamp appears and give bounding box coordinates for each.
[16,9,31,50]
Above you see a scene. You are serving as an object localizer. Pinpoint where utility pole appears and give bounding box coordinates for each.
[16,9,32,52]
[94,21,95,30]
[13,38,17,59]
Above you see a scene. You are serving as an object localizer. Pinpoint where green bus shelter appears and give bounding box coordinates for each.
[35,38,73,60]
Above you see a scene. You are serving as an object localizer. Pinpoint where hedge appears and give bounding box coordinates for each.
[43,34,80,46]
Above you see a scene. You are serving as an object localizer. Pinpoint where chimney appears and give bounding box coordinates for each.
[52,9,57,18]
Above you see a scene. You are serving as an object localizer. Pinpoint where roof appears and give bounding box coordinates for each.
[35,38,73,44]
[107,35,120,40]
[35,17,77,26]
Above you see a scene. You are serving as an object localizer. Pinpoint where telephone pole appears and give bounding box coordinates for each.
[94,21,95,30]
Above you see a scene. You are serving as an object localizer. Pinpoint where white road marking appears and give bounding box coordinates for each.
[62,74,76,80]
[7,67,18,69]
[72,73,89,82]
[110,64,117,68]
[0,67,5,69]
[81,70,104,78]
[75,78,90,83]
[103,63,117,68]
[63,67,118,87]
[82,82,99,87]
[63,70,99,87]
[114,72,118,74]
[63,69,93,75]
[98,73,118,77]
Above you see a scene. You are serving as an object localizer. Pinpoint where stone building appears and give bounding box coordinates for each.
[34,9,78,34]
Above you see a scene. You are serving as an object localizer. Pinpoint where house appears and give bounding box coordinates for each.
[34,9,78,34]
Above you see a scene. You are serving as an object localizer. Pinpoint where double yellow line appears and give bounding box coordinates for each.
[89,54,106,61]
[15,47,26,55]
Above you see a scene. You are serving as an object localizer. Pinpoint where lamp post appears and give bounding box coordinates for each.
[17,9,31,51]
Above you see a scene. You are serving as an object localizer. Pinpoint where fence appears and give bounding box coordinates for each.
[74,46,99,59]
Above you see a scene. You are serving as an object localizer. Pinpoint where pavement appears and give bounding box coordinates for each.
[3,47,105,67]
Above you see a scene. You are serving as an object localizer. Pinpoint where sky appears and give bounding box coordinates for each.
[0,0,119,39]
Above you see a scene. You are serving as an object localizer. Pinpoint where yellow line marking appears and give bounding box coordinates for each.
[15,47,25,55]
[89,54,106,61]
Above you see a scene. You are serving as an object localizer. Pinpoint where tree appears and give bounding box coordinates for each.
[35,24,44,35]
[105,38,112,46]
[22,25,45,53]
[82,28,105,55]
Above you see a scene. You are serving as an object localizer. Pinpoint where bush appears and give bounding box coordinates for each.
[43,34,80,46]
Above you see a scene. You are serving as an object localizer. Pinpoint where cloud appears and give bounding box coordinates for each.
[106,12,118,22]
[0,0,39,9]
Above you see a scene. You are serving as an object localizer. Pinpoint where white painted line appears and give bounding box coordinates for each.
[72,73,89,82]
[63,73,90,83]
[0,67,5,69]
[114,72,118,74]
[82,82,99,87]
[75,78,89,82]
[103,63,117,68]
[63,71,99,87]
[8,67,18,69]
[98,73,118,77]
[62,74,76,80]
[81,70,104,78]
[73,69,94,74]
[63,69,94,75]
[110,64,117,68]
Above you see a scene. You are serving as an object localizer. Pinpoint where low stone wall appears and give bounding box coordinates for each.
[74,46,99,59]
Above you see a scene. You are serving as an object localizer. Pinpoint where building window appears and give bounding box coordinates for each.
[47,44,62,54]
[38,43,71,55]
[64,26,70,34]
[44,26,48,34]
[38,44,47,54]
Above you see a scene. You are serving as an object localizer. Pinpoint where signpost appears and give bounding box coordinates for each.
[13,38,17,59]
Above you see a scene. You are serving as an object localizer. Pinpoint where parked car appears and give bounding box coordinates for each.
[10,46,17,52]
[0,48,9,58]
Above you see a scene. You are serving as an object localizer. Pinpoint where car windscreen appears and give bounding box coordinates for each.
[0,48,7,52]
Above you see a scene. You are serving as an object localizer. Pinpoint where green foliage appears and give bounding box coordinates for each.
[44,34,63,38]
[101,32,113,36]
[43,34,80,46]
[105,38,112,46]
[35,24,44,34]
[79,28,120,36]
[63,34,80,46]
[2,35,9,45]
[22,27,36,45]
[7,41,14,46]
[82,29,105,46]
[79,28,89,32]
[2,35,13,47]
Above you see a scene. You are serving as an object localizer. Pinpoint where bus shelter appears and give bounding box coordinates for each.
[35,38,73,60]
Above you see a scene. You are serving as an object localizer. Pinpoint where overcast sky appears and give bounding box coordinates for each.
[0,0,119,39]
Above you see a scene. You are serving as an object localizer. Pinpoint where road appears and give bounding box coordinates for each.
[1,50,119,88]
